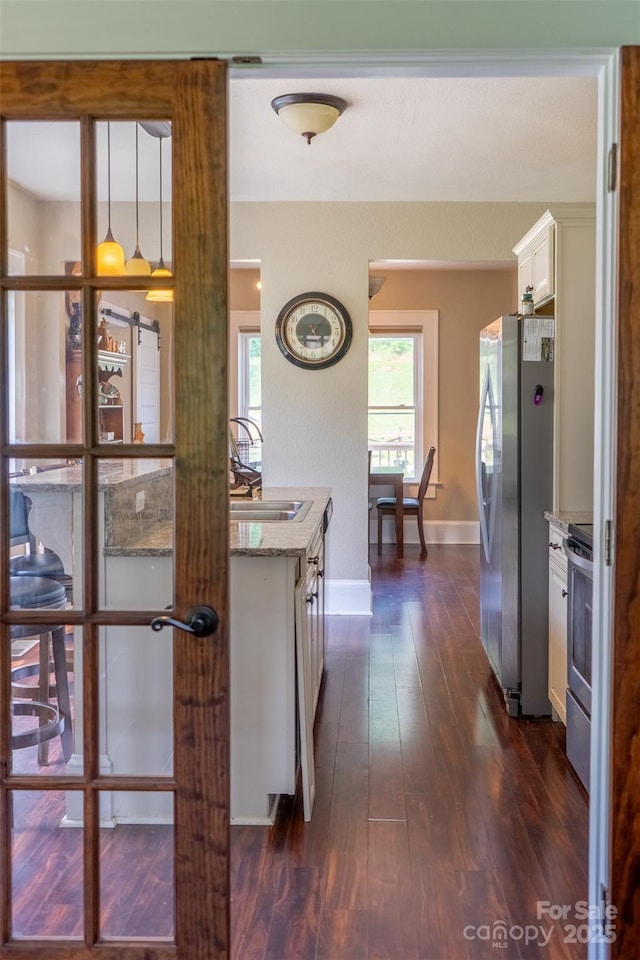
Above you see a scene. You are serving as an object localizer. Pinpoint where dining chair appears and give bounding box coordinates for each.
[376,446,436,558]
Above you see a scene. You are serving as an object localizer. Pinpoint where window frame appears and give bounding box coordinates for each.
[368,329,423,482]
[237,327,262,426]
[368,310,439,495]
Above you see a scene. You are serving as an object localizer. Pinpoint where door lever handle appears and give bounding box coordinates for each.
[151,605,219,638]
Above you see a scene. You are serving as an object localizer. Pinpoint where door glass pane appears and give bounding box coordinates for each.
[99,626,173,777]
[96,121,172,281]
[9,622,79,776]
[9,291,83,444]
[99,457,174,610]
[100,791,174,940]
[96,291,174,445]
[8,458,83,607]
[11,790,84,938]
[6,121,82,275]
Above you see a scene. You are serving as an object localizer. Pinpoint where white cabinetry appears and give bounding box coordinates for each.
[306,519,325,717]
[514,205,596,513]
[516,218,554,305]
[295,518,327,821]
[230,513,328,825]
[548,523,568,724]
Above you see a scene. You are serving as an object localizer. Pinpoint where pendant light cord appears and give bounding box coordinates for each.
[106,121,112,231]
[158,135,164,264]
[134,124,140,245]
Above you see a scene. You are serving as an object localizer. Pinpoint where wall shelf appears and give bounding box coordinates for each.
[98,350,130,374]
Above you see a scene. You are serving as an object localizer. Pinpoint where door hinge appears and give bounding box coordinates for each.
[608,144,618,192]
[604,520,615,566]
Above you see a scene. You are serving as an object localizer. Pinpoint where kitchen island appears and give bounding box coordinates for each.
[104,486,332,824]
[11,466,331,825]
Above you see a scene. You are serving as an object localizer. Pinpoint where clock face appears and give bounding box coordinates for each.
[275,292,352,370]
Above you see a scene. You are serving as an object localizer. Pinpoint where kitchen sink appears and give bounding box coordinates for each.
[229,500,312,523]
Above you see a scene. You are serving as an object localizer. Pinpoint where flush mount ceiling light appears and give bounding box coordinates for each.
[270,93,347,145]
[368,276,387,300]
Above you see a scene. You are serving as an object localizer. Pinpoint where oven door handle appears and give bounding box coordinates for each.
[563,540,594,574]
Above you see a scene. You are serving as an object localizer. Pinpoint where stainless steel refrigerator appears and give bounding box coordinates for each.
[475,314,555,717]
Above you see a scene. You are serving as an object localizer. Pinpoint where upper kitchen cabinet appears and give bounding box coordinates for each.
[514,205,596,513]
[514,213,555,305]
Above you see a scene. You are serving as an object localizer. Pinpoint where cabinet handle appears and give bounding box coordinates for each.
[308,556,320,565]
[549,542,562,550]
[306,595,314,605]
[562,589,568,598]
[318,570,324,578]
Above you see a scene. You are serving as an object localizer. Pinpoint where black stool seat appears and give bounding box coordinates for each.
[10,575,66,609]
[10,552,65,581]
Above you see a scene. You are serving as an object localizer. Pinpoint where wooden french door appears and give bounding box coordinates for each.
[0,60,230,957]
[611,45,640,960]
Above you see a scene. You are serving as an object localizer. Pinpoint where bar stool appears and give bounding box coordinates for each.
[10,576,73,765]
[10,488,73,600]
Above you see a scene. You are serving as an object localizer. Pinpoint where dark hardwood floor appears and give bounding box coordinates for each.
[231,544,589,960]
[8,544,588,957]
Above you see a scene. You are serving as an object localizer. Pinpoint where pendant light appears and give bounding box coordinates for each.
[146,132,173,303]
[97,122,126,276]
[126,123,151,276]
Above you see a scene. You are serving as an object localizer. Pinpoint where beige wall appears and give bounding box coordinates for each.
[230,270,260,312]
[370,267,518,522]
[228,266,517,525]
[230,200,551,587]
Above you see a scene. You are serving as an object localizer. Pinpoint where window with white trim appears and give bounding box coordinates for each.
[368,311,438,492]
[368,332,422,481]
[237,330,262,430]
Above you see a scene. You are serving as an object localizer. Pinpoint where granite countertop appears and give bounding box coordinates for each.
[104,487,332,559]
[10,458,172,493]
[544,510,593,534]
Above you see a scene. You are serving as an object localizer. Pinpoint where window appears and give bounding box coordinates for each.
[238,330,262,429]
[368,311,438,490]
[368,333,422,480]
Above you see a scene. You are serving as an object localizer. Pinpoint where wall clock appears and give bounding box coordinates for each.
[275,292,352,370]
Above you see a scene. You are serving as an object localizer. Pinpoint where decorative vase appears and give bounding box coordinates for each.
[133,422,145,443]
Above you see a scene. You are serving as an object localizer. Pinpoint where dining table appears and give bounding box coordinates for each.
[369,467,405,559]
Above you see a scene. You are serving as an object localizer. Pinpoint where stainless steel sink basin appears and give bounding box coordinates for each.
[229,499,312,523]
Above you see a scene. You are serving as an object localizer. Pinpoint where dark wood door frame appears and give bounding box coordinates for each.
[611,45,640,960]
[0,59,229,958]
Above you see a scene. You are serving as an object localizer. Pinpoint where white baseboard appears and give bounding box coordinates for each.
[325,579,372,616]
[424,520,480,544]
[374,518,480,545]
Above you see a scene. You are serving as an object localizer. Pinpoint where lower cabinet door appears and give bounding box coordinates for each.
[295,577,316,821]
[548,557,569,723]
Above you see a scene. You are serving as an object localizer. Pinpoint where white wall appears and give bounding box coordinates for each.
[231,200,550,592]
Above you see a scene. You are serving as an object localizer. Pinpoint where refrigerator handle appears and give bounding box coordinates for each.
[476,364,492,563]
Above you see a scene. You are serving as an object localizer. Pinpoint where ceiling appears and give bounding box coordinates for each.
[7,75,597,205]
[230,75,598,203]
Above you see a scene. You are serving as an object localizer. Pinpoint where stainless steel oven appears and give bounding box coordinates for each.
[564,523,593,792]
